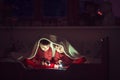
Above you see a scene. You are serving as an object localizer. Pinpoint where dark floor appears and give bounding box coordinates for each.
[0,62,108,80]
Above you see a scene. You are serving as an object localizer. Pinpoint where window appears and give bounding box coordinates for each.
[43,0,67,17]
[4,0,33,17]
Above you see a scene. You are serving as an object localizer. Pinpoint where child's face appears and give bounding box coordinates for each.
[54,44,64,53]
[40,44,50,52]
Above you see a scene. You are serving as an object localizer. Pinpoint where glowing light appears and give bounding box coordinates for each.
[59,64,63,68]
[54,64,59,69]
[98,11,103,16]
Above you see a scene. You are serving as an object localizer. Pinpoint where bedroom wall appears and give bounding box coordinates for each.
[0,27,119,58]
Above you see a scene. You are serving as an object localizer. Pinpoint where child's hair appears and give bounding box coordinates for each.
[40,39,50,45]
